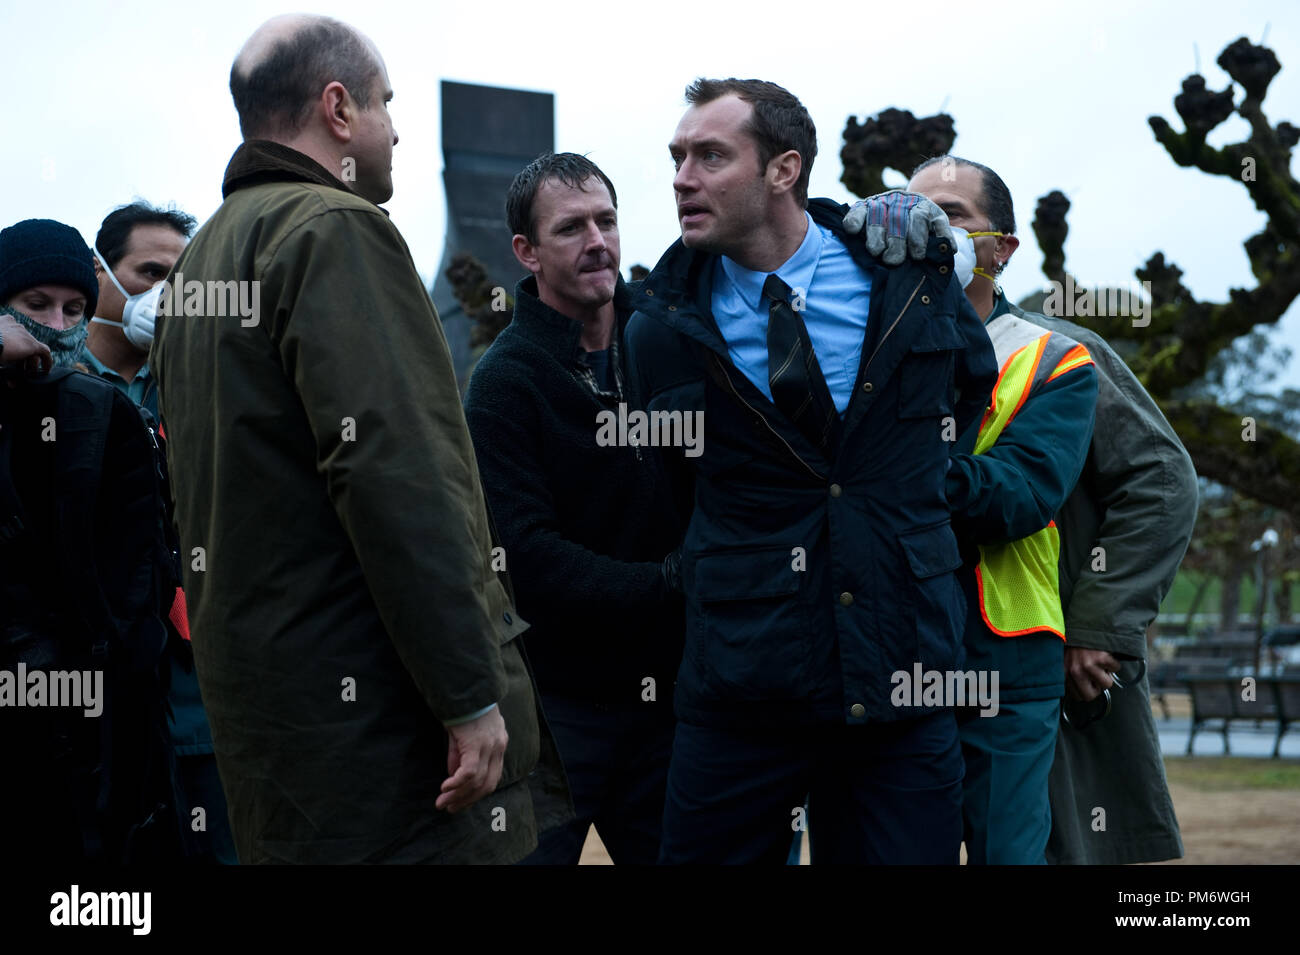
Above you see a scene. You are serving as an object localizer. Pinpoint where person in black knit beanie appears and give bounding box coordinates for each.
[0,218,99,368]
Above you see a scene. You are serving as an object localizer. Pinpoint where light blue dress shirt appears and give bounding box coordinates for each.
[711,212,872,414]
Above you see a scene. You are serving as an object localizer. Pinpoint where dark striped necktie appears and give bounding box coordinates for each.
[763,273,839,455]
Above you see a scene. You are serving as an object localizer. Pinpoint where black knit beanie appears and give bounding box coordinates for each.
[0,218,99,318]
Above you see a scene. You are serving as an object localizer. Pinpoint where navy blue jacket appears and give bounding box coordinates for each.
[625,198,998,728]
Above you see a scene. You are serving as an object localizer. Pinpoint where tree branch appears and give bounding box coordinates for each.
[1161,400,1300,523]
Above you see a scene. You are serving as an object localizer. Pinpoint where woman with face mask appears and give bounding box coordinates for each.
[0,218,100,370]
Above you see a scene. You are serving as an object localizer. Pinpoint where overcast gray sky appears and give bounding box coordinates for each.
[5,0,1298,389]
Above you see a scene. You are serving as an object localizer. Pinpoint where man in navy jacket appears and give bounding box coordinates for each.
[625,78,998,864]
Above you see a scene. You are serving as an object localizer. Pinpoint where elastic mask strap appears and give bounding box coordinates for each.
[966,231,1005,290]
[93,246,131,300]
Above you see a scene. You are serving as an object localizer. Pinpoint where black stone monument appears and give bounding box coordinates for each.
[430,80,554,389]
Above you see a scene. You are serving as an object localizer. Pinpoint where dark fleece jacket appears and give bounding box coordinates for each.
[464,276,685,706]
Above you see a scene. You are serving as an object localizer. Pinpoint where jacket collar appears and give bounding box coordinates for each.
[221,141,388,216]
[636,198,889,354]
[510,274,633,361]
[989,289,1013,322]
[635,238,724,354]
[806,198,886,279]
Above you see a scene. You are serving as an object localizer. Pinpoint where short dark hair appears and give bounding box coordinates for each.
[910,155,1016,236]
[684,78,817,206]
[230,18,380,140]
[95,202,197,268]
[505,152,618,245]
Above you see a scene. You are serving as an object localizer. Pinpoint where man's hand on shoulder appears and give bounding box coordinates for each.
[843,191,954,266]
[438,705,508,813]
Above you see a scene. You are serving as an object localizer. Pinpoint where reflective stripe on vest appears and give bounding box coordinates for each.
[972,315,1092,640]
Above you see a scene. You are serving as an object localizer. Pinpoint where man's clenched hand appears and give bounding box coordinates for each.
[438,705,508,813]
[843,191,954,266]
[1064,647,1120,702]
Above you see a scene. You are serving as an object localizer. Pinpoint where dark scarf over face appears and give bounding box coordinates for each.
[1,304,87,367]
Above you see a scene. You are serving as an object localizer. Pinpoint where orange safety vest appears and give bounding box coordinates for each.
[973,315,1093,639]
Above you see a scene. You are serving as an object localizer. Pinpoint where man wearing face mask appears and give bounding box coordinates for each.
[905,155,1195,866]
[85,202,238,865]
[87,203,195,417]
[901,156,1100,864]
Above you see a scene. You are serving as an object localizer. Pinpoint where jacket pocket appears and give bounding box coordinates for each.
[897,522,965,671]
[495,630,541,791]
[691,545,810,700]
[896,324,963,420]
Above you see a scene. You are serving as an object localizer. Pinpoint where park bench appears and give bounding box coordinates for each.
[1151,655,1237,720]
[1181,674,1300,758]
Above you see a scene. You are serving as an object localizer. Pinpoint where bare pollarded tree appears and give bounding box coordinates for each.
[840,37,1300,521]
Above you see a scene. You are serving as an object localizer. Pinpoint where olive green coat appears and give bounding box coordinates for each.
[1009,301,1195,865]
[152,141,570,863]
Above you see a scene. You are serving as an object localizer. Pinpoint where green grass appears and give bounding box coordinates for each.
[1158,570,1298,626]
[1163,756,1300,790]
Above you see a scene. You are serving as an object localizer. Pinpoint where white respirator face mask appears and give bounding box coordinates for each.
[90,246,164,350]
[949,226,978,289]
[947,225,1005,290]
